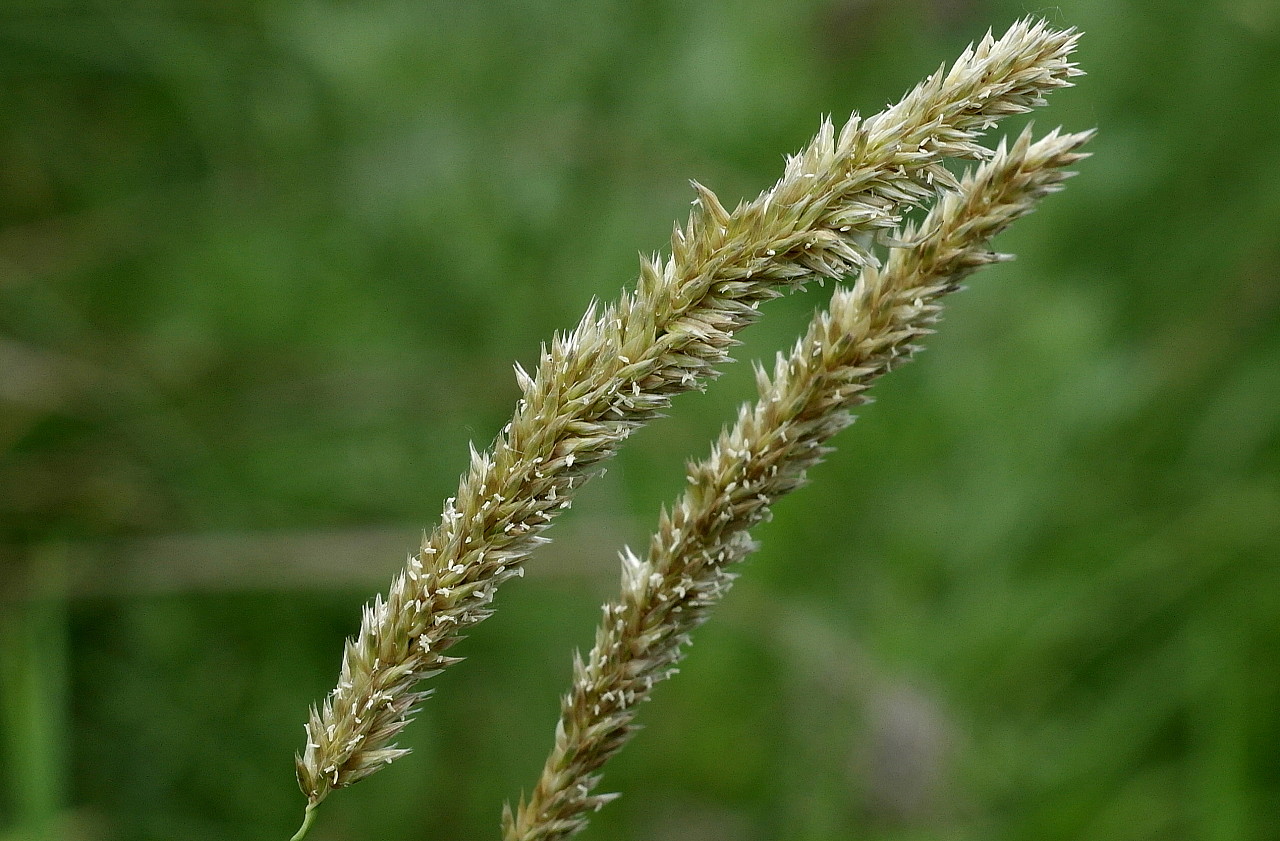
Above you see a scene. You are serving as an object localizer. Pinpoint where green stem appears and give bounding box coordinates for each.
[0,546,68,841]
[290,802,318,841]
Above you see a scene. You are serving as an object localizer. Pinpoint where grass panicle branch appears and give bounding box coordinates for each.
[502,126,1094,841]
[294,16,1084,825]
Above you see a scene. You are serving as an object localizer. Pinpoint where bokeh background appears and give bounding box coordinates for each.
[2,1,1278,839]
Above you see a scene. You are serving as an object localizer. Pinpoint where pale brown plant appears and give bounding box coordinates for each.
[503,126,1094,841]
[291,17,1087,840]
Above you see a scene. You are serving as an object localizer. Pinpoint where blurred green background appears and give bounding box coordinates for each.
[2,0,1277,839]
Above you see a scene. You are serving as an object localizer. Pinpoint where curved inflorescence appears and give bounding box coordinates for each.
[293,18,1087,831]
[503,127,1094,841]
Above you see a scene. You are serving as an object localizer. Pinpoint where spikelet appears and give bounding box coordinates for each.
[295,16,1085,812]
[503,126,1095,841]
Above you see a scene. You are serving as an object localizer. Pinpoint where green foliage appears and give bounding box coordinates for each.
[1,1,1277,840]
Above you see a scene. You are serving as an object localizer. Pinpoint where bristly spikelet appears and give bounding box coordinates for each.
[503,126,1095,841]
[295,16,1085,812]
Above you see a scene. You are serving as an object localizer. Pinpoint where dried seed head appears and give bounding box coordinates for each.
[296,15,1088,815]
[503,125,1094,841]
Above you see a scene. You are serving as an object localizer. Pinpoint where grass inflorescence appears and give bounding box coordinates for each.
[291,17,1092,840]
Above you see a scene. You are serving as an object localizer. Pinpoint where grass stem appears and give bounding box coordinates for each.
[289,803,317,841]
